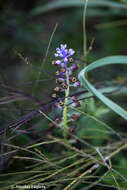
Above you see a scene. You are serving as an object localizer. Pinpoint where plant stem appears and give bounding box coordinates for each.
[63,70,70,138]
[83,0,88,59]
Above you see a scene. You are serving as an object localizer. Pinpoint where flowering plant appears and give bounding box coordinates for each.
[50,44,81,137]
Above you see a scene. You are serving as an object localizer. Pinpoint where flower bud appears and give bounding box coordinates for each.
[71,114,80,121]
[56,78,65,83]
[69,125,76,133]
[51,93,57,99]
[73,81,81,87]
[54,87,62,92]
[54,117,62,124]
[70,77,77,83]
[69,58,73,62]
[62,83,68,89]
[58,100,64,107]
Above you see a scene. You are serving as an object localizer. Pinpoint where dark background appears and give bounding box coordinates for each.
[0,1,127,189]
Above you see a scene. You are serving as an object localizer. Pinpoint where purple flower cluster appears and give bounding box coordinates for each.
[54,44,75,66]
[50,44,81,132]
[52,44,81,97]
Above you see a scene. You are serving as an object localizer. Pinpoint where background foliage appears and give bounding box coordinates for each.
[0,0,127,189]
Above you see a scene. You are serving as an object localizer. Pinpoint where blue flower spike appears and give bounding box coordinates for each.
[51,44,81,134]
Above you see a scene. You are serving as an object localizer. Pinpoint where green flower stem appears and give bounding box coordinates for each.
[63,70,70,138]
[83,0,88,59]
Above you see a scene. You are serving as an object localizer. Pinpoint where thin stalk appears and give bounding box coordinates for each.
[32,23,58,95]
[63,164,99,190]
[29,158,85,185]
[107,143,127,160]
[63,70,70,138]
[83,0,88,59]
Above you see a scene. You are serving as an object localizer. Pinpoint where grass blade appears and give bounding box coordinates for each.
[79,56,127,120]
